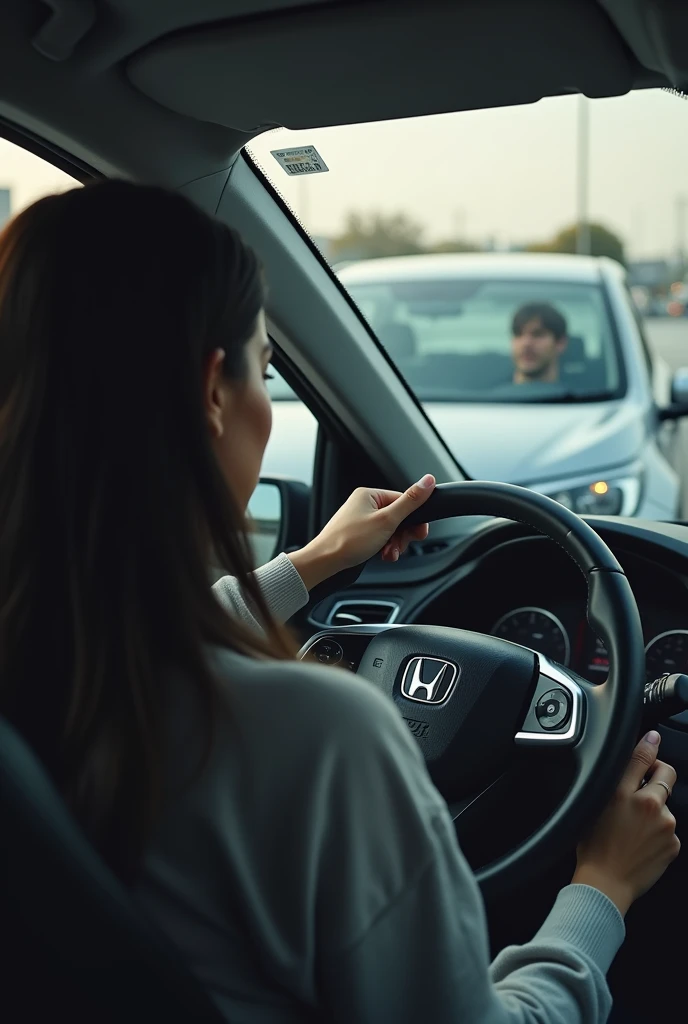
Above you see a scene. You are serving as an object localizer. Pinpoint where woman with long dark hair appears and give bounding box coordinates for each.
[0,180,678,1023]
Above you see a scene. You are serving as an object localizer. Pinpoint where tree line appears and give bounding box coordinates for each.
[329,212,625,265]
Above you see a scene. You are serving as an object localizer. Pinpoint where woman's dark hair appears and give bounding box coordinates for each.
[0,180,293,881]
[511,302,567,340]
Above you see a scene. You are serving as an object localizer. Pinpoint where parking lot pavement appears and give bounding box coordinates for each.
[645,317,688,517]
[645,317,688,373]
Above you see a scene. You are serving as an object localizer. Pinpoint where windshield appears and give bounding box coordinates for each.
[342,273,621,402]
[248,88,688,517]
[247,91,683,407]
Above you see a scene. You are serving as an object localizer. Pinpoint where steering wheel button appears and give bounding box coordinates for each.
[536,689,571,730]
[310,639,344,666]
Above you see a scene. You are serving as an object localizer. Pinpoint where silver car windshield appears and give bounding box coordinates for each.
[344,276,622,403]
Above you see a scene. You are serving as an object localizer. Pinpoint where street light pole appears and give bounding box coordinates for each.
[454,208,466,240]
[576,94,591,256]
[298,175,310,228]
[676,195,687,279]
[632,206,644,258]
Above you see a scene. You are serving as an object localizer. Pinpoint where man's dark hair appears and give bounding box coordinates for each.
[511,302,567,340]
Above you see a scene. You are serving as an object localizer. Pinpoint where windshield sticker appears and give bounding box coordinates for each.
[271,146,329,176]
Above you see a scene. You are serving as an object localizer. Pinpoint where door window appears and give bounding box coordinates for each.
[0,137,78,229]
[261,365,317,487]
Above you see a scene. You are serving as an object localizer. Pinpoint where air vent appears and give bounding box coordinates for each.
[327,600,400,627]
[407,538,450,557]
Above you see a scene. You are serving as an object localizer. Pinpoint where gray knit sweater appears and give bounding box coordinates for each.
[134,553,624,1023]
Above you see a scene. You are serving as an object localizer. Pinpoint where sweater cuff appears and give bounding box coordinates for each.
[534,883,625,974]
[254,552,309,623]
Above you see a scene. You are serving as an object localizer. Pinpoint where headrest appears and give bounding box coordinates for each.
[376,321,417,359]
[562,334,586,371]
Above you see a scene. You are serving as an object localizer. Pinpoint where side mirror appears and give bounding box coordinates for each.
[672,367,688,406]
[247,481,283,567]
[246,476,311,567]
[245,476,367,603]
[658,367,688,421]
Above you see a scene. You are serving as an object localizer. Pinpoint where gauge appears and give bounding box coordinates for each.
[491,607,570,666]
[584,634,610,679]
[645,630,688,681]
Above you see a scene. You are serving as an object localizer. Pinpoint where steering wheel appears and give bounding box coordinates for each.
[302,482,646,898]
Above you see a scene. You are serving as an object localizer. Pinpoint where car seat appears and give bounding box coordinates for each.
[561,335,586,375]
[0,715,224,1023]
[376,321,417,360]
[561,335,607,391]
[410,351,512,393]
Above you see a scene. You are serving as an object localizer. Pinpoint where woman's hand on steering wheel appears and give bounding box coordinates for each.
[288,474,436,591]
[573,731,680,916]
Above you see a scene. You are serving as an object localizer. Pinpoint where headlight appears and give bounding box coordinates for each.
[546,474,642,517]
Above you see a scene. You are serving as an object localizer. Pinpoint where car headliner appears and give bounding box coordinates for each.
[0,1,685,187]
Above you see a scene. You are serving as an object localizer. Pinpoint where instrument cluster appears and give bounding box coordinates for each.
[414,534,688,686]
[491,605,688,683]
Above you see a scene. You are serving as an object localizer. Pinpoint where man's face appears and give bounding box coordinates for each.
[512,318,566,382]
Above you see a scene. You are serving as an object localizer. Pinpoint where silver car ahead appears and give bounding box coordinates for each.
[263,252,688,519]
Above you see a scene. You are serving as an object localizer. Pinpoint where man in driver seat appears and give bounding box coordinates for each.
[511,301,569,384]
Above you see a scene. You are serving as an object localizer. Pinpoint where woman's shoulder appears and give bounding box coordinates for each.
[209,646,407,736]
[203,647,432,786]
[202,646,445,831]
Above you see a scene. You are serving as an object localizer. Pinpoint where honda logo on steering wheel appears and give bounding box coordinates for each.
[400,657,458,704]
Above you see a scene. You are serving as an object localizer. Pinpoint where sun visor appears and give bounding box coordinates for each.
[127,0,638,132]
[600,0,688,90]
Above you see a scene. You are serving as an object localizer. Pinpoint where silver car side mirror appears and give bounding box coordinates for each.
[672,367,688,406]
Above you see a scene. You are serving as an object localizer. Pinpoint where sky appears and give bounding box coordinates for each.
[248,88,688,260]
[0,141,75,214]
[1,88,686,260]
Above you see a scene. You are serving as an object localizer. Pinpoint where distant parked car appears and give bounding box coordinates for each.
[264,253,688,519]
[630,285,651,314]
[666,283,688,317]
[646,294,670,317]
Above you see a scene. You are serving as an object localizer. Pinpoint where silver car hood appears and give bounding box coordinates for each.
[263,398,644,487]
[425,399,643,484]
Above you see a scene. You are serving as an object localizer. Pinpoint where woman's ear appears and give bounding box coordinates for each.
[204,348,227,439]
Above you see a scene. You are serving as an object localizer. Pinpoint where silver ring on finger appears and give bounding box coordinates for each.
[652,780,672,798]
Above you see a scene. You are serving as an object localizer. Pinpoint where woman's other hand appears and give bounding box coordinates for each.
[573,731,680,916]
[288,474,435,591]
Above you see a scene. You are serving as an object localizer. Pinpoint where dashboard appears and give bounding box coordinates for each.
[305,518,688,736]
[412,534,688,686]
[492,606,688,683]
